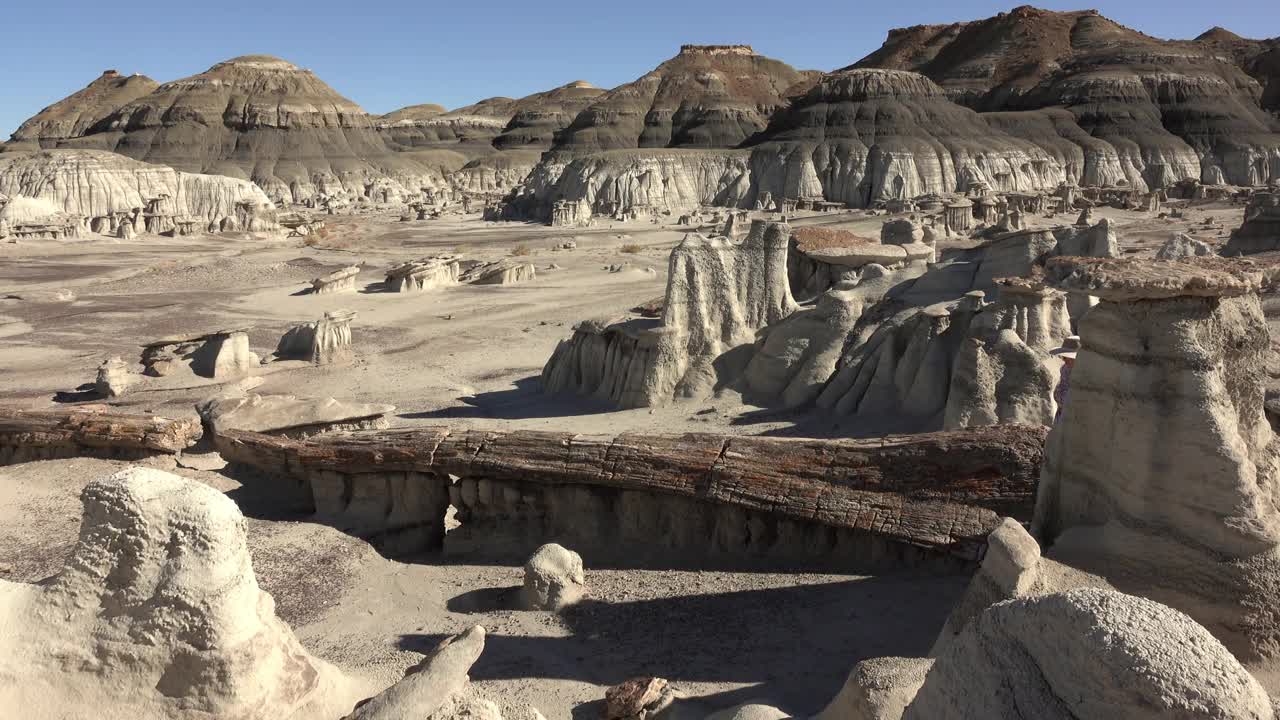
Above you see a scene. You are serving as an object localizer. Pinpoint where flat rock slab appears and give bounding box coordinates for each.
[1044,256,1262,301]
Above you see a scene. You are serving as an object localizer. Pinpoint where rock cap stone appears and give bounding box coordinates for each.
[1044,256,1262,301]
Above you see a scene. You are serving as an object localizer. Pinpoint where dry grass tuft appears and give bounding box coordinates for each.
[511,244,532,256]
[619,243,645,254]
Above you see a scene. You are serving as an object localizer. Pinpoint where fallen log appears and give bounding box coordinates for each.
[0,406,202,462]
[215,424,1046,558]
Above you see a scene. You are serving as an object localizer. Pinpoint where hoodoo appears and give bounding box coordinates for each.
[1035,256,1280,660]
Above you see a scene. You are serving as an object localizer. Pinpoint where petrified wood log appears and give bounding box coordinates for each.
[0,406,202,461]
[215,424,1046,556]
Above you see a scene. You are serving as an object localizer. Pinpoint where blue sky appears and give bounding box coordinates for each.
[2,0,1276,138]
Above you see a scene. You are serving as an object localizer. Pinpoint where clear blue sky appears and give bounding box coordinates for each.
[2,0,1276,138]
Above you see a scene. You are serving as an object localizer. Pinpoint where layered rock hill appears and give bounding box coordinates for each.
[0,149,278,232]
[31,55,447,203]
[378,97,517,156]
[744,68,1067,207]
[3,70,159,151]
[494,80,606,150]
[851,6,1280,188]
[499,46,814,221]
[1195,27,1280,118]
[553,45,815,153]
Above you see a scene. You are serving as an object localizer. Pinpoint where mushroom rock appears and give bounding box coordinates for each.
[815,656,932,720]
[0,467,364,718]
[310,265,359,294]
[903,589,1274,720]
[1035,255,1280,660]
[142,328,252,380]
[94,356,135,398]
[880,218,926,245]
[462,259,536,286]
[543,220,796,408]
[742,282,865,408]
[788,226,929,301]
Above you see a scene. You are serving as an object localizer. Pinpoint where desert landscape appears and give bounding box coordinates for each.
[2,4,1280,719]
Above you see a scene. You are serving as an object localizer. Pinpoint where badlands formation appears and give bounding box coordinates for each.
[4,4,1280,720]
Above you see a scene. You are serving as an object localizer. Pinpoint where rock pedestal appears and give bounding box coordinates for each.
[276,310,356,365]
[1035,256,1280,660]
[142,329,251,379]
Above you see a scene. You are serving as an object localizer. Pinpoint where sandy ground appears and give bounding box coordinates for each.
[0,201,1255,716]
[0,456,966,718]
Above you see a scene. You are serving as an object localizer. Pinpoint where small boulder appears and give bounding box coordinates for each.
[520,543,585,610]
[904,588,1274,720]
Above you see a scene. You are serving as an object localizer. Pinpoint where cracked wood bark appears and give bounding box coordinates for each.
[216,424,1047,552]
[0,406,201,453]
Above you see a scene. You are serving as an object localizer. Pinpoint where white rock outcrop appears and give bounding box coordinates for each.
[0,467,361,719]
[0,150,279,233]
[543,220,796,407]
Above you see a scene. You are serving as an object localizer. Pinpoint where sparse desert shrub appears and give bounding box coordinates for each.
[619,243,644,254]
[511,244,532,256]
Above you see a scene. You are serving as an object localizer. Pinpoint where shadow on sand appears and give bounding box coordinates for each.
[400,376,617,421]
[406,573,961,717]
